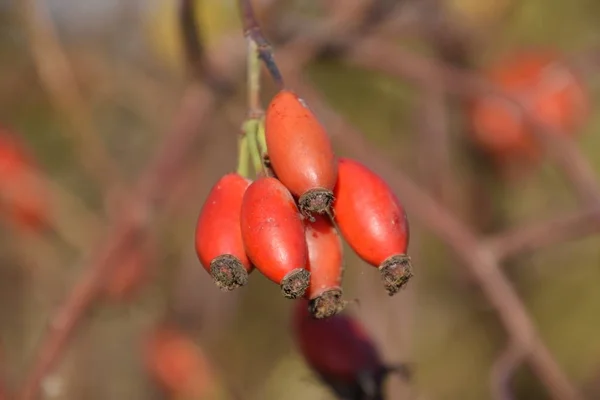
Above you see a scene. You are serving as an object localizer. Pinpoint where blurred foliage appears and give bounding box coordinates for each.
[0,0,600,399]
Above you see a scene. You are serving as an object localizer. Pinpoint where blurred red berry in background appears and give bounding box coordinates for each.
[469,50,589,163]
[0,127,49,232]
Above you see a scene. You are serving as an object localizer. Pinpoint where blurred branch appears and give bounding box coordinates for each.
[415,76,456,206]
[484,207,600,259]
[16,0,239,393]
[286,75,582,400]
[338,38,600,209]
[17,82,220,400]
[238,0,284,89]
[19,0,121,193]
[231,4,584,399]
[491,341,526,400]
[269,13,600,209]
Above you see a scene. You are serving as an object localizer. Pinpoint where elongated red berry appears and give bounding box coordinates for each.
[304,216,345,319]
[195,173,253,291]
[240,176,309,299]
[292,300,410,398]
[144,324,215,398]
[265,90,338,217]
[333,158,412,296]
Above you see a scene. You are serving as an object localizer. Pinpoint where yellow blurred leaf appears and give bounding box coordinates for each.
[144,0,241,72]
[444,0,516,30]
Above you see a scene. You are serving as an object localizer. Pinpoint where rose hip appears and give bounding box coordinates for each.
[333,158,412,296]
[469,50,589,161]
[0,129,48,231]
[304,215,345,319]
[195,173,253,291]
[292,300,410,398]
[240,176,309,299]
[265,90,338,218]
[144,324,214,398]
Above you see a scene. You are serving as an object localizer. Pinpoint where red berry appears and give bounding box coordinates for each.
[240,176,310,299]
[333,158,412,296]
[292,300,401,398]
[195,173,254,291]
[469,50,589,162]
[265,90,338,217]
[144,324,214,398]
[304,215,345,319]
[0,129,48,231]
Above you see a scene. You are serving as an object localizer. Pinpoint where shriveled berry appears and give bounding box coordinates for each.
[195,173,253,291]
[240,176,309,299]
[265,90,337,218]
[292,300,410,399]
[304,216,345,319]
[333,158,412,296]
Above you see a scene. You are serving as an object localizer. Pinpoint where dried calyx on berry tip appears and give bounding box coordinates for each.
[378,254,413,296]
[308,288,346,319]
[210,254,249,291]
[298,188,335,220]
[280,268,311,299]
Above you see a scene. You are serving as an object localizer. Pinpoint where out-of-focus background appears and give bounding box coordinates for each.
[1,0,600,399]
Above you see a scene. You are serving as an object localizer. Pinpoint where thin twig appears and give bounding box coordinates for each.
[491,341,526,400]
[238,0,284,89]
[484,207,600,259]
[17,82,220,400]
[19,0,121,192]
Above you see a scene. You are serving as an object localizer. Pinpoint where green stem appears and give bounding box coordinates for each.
[236,133,250,178]
[256,117,267,156]
[247,38,261,115]
[244,119,263,175]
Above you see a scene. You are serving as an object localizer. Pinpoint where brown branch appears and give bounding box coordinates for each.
[484,207,600,260]
[491,341,526,400]
[17,82,221,400]
[282,75,582,400]
[237,0,284,88]
[339,38,600,208]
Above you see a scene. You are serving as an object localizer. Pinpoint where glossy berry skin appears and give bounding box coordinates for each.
[0,130,48,231]
[292,300,409,399]
[240,176,310,299]
[265,90,338,217]
[195,173,253,291]
[333,158,412,296]
[304,216,345,319]
[144,325,214,398]
[469,51,589,162]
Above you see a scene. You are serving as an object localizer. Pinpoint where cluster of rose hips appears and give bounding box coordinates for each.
[468,50,589,166]
[194,90,413,319]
